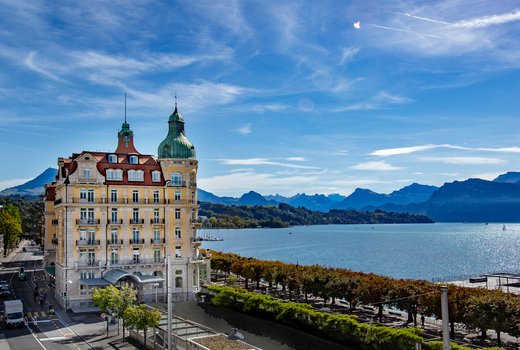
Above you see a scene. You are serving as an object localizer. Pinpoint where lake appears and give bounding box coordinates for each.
[201,223,520,281]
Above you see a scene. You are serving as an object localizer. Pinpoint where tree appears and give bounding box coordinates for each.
[92,283,136,338]
[123,304,161,345]
[0,204,22,256]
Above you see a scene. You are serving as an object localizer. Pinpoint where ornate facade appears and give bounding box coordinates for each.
[43,104,203,309]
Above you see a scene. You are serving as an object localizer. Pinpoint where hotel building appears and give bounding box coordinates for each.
[43,104,204,309]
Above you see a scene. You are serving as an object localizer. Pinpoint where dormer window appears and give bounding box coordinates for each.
[128,169,144,181]
[129,155,138,164]
[152,171,161,182]
[106,169,123,181]
[108,154,117,163]
[83,169,90,179]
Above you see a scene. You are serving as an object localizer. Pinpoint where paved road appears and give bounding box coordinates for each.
[1,242,136,350]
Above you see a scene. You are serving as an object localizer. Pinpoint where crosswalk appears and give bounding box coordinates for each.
[27,311,52,318]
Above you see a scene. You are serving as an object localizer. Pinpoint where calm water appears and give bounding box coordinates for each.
[202,223,520,281]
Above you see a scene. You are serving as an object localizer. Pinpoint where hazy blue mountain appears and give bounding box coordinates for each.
[387,183,438,204]
[0,168,57,197]
[425,178,520,222]
[493,172,520,184]
[287,193,336,212]
[238,191,271,205]
[332,188,391,209]
[197,189,235,205]
[264,194,290,203]
[327,193,346,202]
[332,183,438,210]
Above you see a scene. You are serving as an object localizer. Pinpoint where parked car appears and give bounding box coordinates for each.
[0,285,10,298]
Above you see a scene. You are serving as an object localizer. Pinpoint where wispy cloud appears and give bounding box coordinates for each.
[371,144,520,156]
[237,124,252,134]
[339,46,360,65]
[24,51,60,80]
[334,91,412,112]
[219,158,318,169]
[452,9,520,29]
[350,161,402,171]
[286,157,306,161]
[419,156,505,165]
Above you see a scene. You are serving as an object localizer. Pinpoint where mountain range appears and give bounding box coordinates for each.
[4,168,520,222]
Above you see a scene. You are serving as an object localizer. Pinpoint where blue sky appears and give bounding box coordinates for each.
[1,1,520,197]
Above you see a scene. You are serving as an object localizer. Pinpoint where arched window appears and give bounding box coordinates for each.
[171,172,183,186]
[128,170,144,181]
[108,154,117,163]
[152,170,161,182]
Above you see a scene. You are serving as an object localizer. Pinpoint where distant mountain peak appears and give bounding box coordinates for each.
[0,168,57,197]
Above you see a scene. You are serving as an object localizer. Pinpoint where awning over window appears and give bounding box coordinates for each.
[45,266,56,276]
[80,278,111,287]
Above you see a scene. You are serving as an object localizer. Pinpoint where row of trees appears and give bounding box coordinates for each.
[199,202,433,228]
[0,197,44,246]
[0,204,22,256]
[92,283,161,344]
[208,251,520,347]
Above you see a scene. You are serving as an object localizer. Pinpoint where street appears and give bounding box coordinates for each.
[1,242,135,350]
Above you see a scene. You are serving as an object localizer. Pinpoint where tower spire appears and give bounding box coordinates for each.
[124,93,127,123]
[174,92,177,112]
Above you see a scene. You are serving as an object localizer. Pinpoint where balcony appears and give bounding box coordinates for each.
[169,181,186,187]
[189,182,197,188]
[54,198,62,205]
[190,219,202,227]
[108,239,123,246]
[78,260,98,267]
[150,218,165,225]
[76,177,99,184]
[150,238,166,245]
[76,239,100,247]
[51,238,59,245]
[71,198,106,204]
[76,219,100,225]
[129,219,144,225]
[51,219,59,225]
[129,238,145,245]
[108,219,123,225]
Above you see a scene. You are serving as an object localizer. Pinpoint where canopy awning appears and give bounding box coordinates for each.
[45,266,56,276]
[80,278,111,287]
[102,269,164,285]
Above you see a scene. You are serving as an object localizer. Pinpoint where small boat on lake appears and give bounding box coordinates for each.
[502,224,507,231]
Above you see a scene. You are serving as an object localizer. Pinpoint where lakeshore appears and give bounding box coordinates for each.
[202,222,520,281]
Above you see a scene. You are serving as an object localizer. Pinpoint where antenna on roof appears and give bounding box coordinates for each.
[124,93,127,123]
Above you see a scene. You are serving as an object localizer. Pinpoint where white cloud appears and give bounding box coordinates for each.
[24,51,60,80]
[371,144,520,156]
[340,47,360,65]
[198,171,320,196]
[350,161,402,171]
[471,172,503,180]
[219,158,318,169]
[334,91,412,112]
[286,157,306,161]
[0,178,32,191]
[237,124,252,134]
[452,9,520,29]
[419,156,505,165]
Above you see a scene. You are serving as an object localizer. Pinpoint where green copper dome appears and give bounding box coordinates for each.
[158,107,196,159]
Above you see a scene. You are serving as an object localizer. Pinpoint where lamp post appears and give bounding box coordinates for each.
[152,283,159,306]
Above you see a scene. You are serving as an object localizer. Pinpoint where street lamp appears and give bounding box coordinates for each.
[152,283,159,305]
